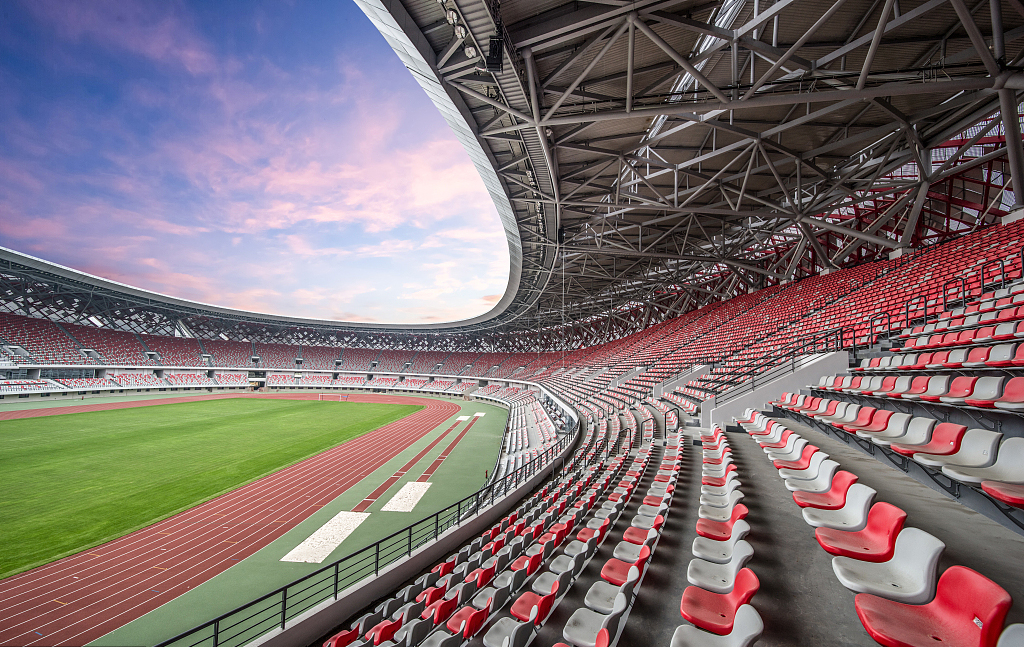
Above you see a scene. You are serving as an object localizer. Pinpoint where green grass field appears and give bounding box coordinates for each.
[0,398,421,579]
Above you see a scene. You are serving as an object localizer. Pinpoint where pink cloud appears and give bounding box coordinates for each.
[26,1,217,75]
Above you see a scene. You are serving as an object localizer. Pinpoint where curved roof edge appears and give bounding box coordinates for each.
[1,1,529,335]
[0,246,507,333]
[352,0,525,329]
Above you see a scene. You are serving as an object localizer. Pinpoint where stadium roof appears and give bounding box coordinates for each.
[3,0,1024,350]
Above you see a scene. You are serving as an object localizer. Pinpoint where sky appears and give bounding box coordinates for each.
[0,0,510,324]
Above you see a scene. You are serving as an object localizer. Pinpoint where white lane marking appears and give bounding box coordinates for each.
[456,416,470,421]
[381,482,432,512]
[280,511,370,563]
[474,412,485,417]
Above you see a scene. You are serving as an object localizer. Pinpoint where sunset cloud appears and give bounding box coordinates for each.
[0,0,510,324]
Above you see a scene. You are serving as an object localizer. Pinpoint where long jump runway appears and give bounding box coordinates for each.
[0,393,461,646]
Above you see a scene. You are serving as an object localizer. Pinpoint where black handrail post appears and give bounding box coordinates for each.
[979,257,1007,290]
[212,619,219,647]
[333,562,339,599]
[407,526,413,557]
[374,543,380,576]
[434,512,439,540]
[280,589,287,630]
[942,277,966,310]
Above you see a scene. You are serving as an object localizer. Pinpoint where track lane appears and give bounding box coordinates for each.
[0,393,460,646]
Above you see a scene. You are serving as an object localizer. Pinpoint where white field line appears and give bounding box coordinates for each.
[380,482,432,512]
[280,512,370,563]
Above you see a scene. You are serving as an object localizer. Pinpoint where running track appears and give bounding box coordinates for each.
[0,393,461,646]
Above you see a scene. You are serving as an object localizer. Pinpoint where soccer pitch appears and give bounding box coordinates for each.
[0,398,421,579]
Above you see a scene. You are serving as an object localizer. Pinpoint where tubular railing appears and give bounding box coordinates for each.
[979,258,1007,290]
[154,423,576,647]
[711,327,849,409]
[868,313,892,345]
[903,295,928,329]
[943,277,967,309]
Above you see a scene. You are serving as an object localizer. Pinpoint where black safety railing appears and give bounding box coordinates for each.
[943,277,967,310]
[712,327,850,409]
[903,295,928,329]
[154,424,576,647]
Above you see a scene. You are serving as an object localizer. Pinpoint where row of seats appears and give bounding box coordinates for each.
[322,431,622,647]
[776,392,1024,511]
[852,344,1024,373]
[552,430,679,647]
[56,377,118,389]
[737,410,1021,647]
[0,379,59,393]
[817,373,1024,411]
[318,393,661,647]
[672,425,763,647]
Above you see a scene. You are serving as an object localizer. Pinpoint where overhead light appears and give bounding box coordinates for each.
[446,9,459,25]
[464,45,478,59]
[455,24,467,39]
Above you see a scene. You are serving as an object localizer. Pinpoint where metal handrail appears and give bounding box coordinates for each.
[868,312,892,342]
[943,277,966,310]
[979,258,1007,290]
[711,327,848,408]
[903,295,927,329]
[154,422,577,647]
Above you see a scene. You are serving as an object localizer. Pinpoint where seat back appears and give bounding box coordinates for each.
[971,377,1006,400]
[728,540,755,576]
[947,429,1003,468]
[357,609,385,635]
[507,614,535,647]
[404,581,425,604]
[880,412,911,439]
[600,592,629,640]
[988,343,1017,363]
[890,376,912,394]
[844,483,877,515]
[976,325,996,340]
[934,567,1012,647]
[945,348,969,365]
[402,598,426,624]
[852,407,877,427]
[945,376,980,398]
[729,504,749,525]
[728,568,760,607]
[901,417,936,446]
[838,404,862,424]
[533,580,560,624]
[923,375,951,396]
[828,402,850,418]
[379,597,401,619]
[891,527,945,579]
[965,346,992,364]
[865,502,907,542]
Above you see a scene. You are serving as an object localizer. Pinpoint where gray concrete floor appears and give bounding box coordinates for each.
[775,415,1024,627]
[621,431,880,647]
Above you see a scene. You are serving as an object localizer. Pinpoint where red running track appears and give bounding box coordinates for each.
[0,393,460,646]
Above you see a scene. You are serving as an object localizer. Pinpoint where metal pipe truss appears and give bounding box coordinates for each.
[3,0,1024,352]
